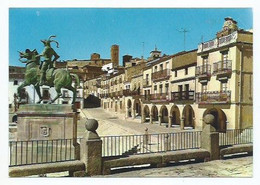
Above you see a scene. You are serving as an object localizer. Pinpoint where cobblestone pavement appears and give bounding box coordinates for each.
[79,108,195,137]
[106,156,253,177]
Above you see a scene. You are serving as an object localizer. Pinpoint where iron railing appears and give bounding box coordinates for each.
[219,128,253,146]
[100,131,202,157]
[171,91,195,101]
[151,69,170,81]
[150,93,171,102]
[195,64,211,77]
[196,90,231,104]
[9,138,78,167]
[213,60,232,75]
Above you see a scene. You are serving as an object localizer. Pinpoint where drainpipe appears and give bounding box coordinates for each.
[238,44,244,129]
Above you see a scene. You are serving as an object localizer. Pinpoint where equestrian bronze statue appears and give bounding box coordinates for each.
[17,36,80,104]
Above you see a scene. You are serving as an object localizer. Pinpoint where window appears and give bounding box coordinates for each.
[120,101,122,109]
[166,62,169,69]
[222,51,229,62]
[154,66,158,72]
[202,57,209,73]
[13,80,18,85]
[185,84,189,92]
[154,85,157,94]
[221,82,227,92]
[43,89,50,99]
[185,68,188,75]
[63,90,69,97]
[160,64,163,71]
[175,71,177,77]
[62,101,68,104]
[202,84,207,93]
[159,84,163,94]
[202,56,208,66]
[165,83,169,94]
[178,85,183,92]
[76,90,80,97]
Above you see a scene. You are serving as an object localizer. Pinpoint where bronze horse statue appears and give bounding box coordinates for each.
[17,49,80,104]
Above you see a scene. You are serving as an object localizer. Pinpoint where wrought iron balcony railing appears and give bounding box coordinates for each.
[151,69,170,81]
[196,91,231,104]
[123,89,141,97]
[195,64,211,78]
[171,91,195,101]
[213,60,232,76]
[150,93,171,102]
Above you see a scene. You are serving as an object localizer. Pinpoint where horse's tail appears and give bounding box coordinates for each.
[70,73,80,89]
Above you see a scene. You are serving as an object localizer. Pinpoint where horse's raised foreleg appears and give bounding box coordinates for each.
[48,85,62,104]
[66,85,76,104]
[34,85,43,104]
[17,81,29,103]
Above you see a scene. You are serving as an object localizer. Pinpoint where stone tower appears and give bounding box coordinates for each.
[111,44,119,67]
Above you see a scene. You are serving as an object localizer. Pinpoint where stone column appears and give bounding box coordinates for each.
[180,117,184,130]
[168,116,172,128]
[80,119,102,176]
[201,114,220,161]
[150,114,153,124]
[159,115,162,126]
[141,113,146,123]
[132,108,136,119]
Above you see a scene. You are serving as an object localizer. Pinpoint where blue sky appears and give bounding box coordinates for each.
[9,8,252,66]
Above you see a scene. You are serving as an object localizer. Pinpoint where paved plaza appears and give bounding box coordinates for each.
[78,107,195,137]
[106,156,253,177]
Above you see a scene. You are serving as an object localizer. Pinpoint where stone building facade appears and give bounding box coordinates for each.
[86,17,253,131]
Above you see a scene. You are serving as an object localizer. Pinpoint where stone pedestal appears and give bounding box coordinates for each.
[16,104,77,141]
[80,119,102,176]
[201,114,220,160]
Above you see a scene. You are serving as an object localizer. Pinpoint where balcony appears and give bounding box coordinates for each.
[101,84,109,89]
[213,60,232,78]
[123,89,142,98]
[151,69,170,82]
[171,91,195,101]
[100,94,108,99]
[196,64,211,81]
[143,79,150,88]
[150,93,171,102]
[196,91,231,104]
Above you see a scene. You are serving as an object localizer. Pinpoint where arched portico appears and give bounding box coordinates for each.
[151,105,159,123]
[203,108,227,132]
[133,99,141,118]
[160,105,169,125]
[169,105,180,127]
[142,105,150,123]
[182,105,195,128]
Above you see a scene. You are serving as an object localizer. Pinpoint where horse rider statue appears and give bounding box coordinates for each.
[38,35,60,85]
